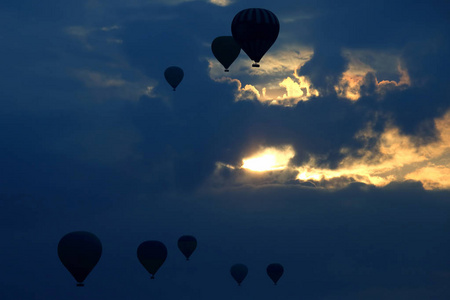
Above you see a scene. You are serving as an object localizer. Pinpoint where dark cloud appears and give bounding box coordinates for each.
[3,183,450,299]
[1,1,450,299]
[298,44,349,95]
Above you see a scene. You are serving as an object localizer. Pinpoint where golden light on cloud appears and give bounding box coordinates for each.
[241,146,295,172]
[405,166,450,190]
[336,49,411,101]
[294,112,450,189]
[213,112,450,190]
[207,46,318,106]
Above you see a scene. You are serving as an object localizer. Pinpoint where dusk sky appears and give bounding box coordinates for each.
[1,0,450,299]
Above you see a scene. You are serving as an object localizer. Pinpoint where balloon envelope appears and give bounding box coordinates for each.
[231,8,280,67]
[164,66,184,91]
[58,231,102,286]
[137,241,168,279]
[177,235,197,260]
[267,263,284,285]
[230,263,248,286]
[211,36,241,72]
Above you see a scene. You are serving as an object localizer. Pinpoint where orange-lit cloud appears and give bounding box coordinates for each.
[336,49,411,100]
[294,112,450,189]
[207,46,318,105]
[213,111,450,190]
[405,166,450,190]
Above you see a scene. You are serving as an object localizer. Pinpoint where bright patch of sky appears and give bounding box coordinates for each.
[215,112,450,190]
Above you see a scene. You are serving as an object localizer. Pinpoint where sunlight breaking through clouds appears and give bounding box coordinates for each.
[294,113,450,189]
[208,46,318,106]
[298,112,450,189]
[336,49,411,100]
[241,146,295,172]
[213,112,450,190]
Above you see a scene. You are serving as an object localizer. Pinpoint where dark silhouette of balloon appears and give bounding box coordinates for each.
[211,36,241,72]
[231,8,280,67]
[164,66,184,91]
[267,263,284,285]
[137,241,167,279]
[230,263,248,286]
[57,231,102,287]
[177,235,197,261]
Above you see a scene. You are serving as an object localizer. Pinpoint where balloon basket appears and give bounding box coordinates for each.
[76,283,85,287]
[252,63,260,67]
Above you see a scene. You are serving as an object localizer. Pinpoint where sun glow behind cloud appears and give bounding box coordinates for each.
[241,146,295,172]
[214,112,450,190]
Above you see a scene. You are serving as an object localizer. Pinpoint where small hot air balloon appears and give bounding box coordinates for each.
[164,66,184,91]
[267,263,284,285]
[58,231,102,287]
[230,263,248,286]
[137,241,167,279]
[211,36,241,72]
[231,8,280,67]
[178,235,197,261]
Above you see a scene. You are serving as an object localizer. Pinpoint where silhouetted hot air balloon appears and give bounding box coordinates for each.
[230,263,248,286]
[267,263,284,285]
[178,235,197,261]
[211,36,241,72]
[58,231,102,287]
[164,66,184,91]
[231,8,280,67]
[137,241,167,279]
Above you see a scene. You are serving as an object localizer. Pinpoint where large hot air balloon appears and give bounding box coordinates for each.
[178,235,197,261]
[58,231,102,287]
[231,8,280,67]
[164,66,184,91]
[211,36,241,72]
[137,241,167,279]
[230,263,248,286]
[267,263,284,285]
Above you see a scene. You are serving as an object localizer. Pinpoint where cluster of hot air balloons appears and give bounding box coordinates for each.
[58,6,282,290]
[230,263,284,286]
[58,231,284,287]
[58,232,197,286]
[164,8,280,90]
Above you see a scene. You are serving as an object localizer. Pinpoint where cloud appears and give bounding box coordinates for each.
[241,145,295,171]
[208,45,319,105]
[72,69,155,101]
[209,109,450,190]
[208,0,233,6]
[335,49,411,100]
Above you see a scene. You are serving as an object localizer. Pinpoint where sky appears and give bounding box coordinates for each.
[1,0,450,299]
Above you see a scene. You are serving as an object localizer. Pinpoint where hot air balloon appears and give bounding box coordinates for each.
[267,263,284,285]
[137,241,167,279]
[164,66,184,91]
[211,36,241,72]
[231,8,280,67]
[57,231,102,287]
[230,263,248,286]
[178,235,197,261]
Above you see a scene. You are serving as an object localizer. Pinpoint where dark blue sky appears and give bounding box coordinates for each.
[1,0,450,299]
